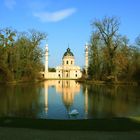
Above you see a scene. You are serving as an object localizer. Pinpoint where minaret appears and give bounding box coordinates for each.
[85,43,89,75]
[45,44,49,79]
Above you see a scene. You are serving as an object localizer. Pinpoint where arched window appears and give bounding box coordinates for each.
[71,61,73,64]
[66,61,68,64]
[66,73,68,77]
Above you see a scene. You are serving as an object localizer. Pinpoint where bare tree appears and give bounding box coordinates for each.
[92,16,121,80]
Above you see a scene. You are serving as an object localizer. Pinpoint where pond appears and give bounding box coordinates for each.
[0,80,140,119]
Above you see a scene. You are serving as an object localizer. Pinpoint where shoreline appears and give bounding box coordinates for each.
[76,79,139,86]
[0,78,139,86]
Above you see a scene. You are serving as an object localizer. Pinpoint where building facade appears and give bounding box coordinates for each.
[45,46,82,79]
[55,48,81,79]
[44,44,88,79]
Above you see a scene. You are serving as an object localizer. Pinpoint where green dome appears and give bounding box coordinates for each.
[63,48,74,58]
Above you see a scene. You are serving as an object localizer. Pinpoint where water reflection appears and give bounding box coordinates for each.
[84,87,88,118]
[85,85,140,118]
[43,80,82,119]
[0,81,140,119]
[0,84,41,118]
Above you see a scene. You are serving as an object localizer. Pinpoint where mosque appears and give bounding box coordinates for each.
[44,44,89,79]
[42,44,89,118]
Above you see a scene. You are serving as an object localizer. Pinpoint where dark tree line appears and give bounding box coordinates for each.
[0,28,46,82]
[88,16,140,83]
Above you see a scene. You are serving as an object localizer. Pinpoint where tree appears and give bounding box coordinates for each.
[0,28,16,81]
[14,30,46,80]
[92,17,121,80]
[114,36,130,80]
[48,68,56,72]
[130,38,140,82]
[88,32,102,80]
[0,28,47,82]
[88,17,124,81]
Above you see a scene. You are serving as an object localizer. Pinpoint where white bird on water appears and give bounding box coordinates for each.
[69,109,79,116]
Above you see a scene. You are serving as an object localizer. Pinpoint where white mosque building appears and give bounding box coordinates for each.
[44,44,88,79]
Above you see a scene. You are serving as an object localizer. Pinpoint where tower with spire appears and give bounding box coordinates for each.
[85,43,89,76]
[45,44,49,79]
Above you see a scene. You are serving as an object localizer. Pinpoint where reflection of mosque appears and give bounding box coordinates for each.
[44,80,89,117]
[57,80,80,112]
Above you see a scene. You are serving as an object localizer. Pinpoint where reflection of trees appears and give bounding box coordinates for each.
[0,84,40,118]
[86,85,140,118]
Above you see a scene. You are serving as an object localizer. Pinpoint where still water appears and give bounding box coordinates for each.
[0,80,140,119]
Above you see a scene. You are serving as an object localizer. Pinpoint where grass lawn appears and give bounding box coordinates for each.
[0,117,140,131]
[1,127,140,140]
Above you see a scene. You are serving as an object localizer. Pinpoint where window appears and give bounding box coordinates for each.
[66,73,68,77]
[71,61,73,64]
[67,61,68,64]
[75,74,77,77]
[58,74,61,77]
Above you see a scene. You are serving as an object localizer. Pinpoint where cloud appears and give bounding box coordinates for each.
[4,0,16,9]
[34,8,76,22]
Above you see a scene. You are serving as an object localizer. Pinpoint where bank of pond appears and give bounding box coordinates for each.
[1,78,140,86]
[0,117,140,131]
[77,79,139,86]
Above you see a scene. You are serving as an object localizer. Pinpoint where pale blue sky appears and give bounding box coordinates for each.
[0,0,140,67]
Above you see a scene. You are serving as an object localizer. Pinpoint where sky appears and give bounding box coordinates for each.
[0,0,140,68]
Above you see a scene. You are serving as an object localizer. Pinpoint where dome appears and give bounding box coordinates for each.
[63,48,74,58]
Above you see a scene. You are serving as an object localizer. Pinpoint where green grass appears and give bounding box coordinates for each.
[0,117,140,131]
